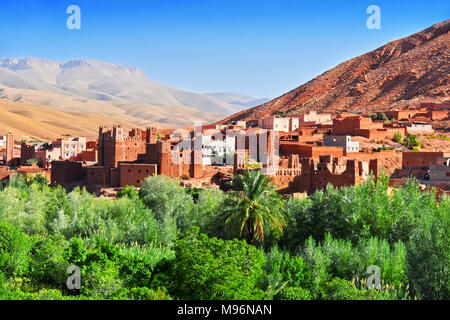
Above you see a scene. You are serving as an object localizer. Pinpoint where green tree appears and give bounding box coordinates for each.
[28,235,69,289]
[139,175,194,243]
[406,198,449,300]
[166,227,265,300]
[0,222,31,277]
[224,170,286,245]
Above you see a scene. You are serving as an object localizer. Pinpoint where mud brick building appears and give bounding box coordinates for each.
[391,152,450,187]
[265,154,379,194]
[0,166,11,184]
[379,109,418,121]
[51,161,85,187]
[51,125,204,189]
[16,163,49,180]
[332,116,406,140]
[20,142,36,165]
[280,142,344,159]
[402,152,449,169]
[296,111,332,125]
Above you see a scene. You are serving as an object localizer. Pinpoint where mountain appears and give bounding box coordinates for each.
[221,19,450,123]
[0,58,240,127]
[0,99,138,141]
[206,92,270,111]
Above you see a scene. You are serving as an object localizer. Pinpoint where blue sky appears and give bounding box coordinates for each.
[0,0,448,98]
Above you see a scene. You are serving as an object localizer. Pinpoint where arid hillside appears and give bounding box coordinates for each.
[0,99,137,141]
[221,19,449,122]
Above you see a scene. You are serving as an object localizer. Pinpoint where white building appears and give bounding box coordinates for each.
[201,135,235,166]
[258,116,299,132]
[405,122,433,134]
[324,135,360,153]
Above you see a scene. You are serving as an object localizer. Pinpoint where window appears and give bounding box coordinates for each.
[71,152,76,157]
[65,152,70,157]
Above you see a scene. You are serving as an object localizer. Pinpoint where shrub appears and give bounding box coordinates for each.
[273,286,312,300]
[0,223,31,277]
[139,175,194,242]
[406,199,449,300]
[393,132,403,143]
[262,246,309,291]
[166,227,266,300]
[403,134,420,150]
[28,235,69,289]
[324,277,377,300]
[125,287,172,300]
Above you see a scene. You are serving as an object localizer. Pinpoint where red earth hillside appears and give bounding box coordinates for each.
[220,19,450,123]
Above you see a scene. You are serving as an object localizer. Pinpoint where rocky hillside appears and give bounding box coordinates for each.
[221,19,450,122]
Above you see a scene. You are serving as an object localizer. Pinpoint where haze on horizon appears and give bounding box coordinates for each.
[0,0,449,99]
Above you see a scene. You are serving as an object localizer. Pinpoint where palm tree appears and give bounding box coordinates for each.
[224,170,286,245]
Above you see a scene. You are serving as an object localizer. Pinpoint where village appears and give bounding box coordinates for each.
[1,101,449,198]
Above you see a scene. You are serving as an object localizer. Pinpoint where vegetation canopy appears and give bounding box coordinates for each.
[0,173,447,300]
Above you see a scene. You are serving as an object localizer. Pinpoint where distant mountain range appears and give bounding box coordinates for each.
[0,58,267,127]
[221,19,450,123]
[206,92,270,109]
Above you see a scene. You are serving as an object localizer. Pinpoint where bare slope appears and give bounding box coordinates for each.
[0,99,138,141]
[221,19,450,122]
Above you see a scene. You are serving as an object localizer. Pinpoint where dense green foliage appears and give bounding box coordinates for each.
[0,173,448,300]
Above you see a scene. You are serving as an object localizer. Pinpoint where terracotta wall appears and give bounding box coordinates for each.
[119,163,157,187]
